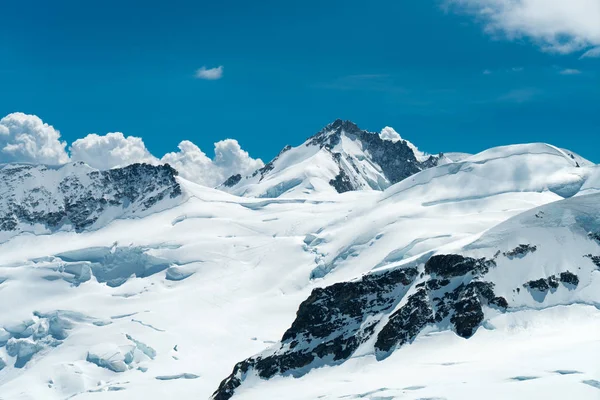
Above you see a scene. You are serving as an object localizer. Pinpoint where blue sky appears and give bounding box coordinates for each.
[1,0,599,163]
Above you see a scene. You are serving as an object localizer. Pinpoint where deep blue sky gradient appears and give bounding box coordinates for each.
[1,0,599,162]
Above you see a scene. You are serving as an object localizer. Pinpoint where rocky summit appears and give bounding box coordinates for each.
[221,120,442,198]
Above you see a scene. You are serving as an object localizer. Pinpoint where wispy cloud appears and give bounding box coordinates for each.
[446,0,600,55]
[560,69,582,75]
[316,74,406,93]
[497,88,540,104]
[195,66,224,80]
[483,69,492,75]
[580,46,600,59]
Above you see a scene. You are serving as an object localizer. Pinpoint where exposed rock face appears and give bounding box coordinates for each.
[223,120,442,197]
[212,266,420,400]
[503,244,537,259]
[424,254,495,278]
[585,254,600,268]
[0,162,182,235]
[524,272,580,292]
[213,254,508,400]
[221,174,242,188]
[309,120,441,193]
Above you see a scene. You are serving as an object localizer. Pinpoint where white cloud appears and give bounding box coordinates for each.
[580,46,600,58]
[0,112,265,188]
[0,112,69,165]
[162,139,263,187]
[195,66,224,80]
[483,69,493,74]
[70,132,159,170]
[497,88,539,103]
[559,68,582,75]
[379,127,402,142]
[448,0,600,54]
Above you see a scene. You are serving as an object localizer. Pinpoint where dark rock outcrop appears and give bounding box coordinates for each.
[585,254,600,268]
[503,244,537,259]
[524,272,579,292]
[213,254,508,400]
[213,266,419,399]
[222,174,242,188]
[308,120,441,193]
[0,163,182,234]
[424,254,495,278]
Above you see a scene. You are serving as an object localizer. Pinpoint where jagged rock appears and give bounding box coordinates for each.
[503,244,537,259]
[222,174,242,187]
[213,254,508,400]
[424,254,495,278]
[225,120,442,197]
[375,289,434,353]
[213,266,419,399]
[0,163,182,234]
[585,254,600,268]
[309,120,441,193]
[329,168,354,194]
[589,232,600,245]
[525,276,559,292]
[559,271,579,287]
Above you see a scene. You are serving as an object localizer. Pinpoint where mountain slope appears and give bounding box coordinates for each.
[0,162,183,242]
[221,120,442,198]
[0,135,597,400]
[213,192,600,399]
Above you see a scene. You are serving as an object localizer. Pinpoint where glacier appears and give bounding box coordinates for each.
[0,121,598,400]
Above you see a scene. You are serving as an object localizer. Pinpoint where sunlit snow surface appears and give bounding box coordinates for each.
[0,144,599,399]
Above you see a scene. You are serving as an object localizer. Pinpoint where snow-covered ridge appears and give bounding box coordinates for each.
[0,162,183,241]
[221,119,442,198]
[213,193,600,399]
[381,142,597,204]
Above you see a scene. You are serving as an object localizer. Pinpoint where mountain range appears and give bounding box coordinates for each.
[0,120,599,400]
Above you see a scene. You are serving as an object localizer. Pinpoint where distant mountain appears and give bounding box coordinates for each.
[220,120,444,198]
[0,162,182,242]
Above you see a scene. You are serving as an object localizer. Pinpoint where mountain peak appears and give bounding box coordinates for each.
[221,120,442,197]
[306,119,364,149]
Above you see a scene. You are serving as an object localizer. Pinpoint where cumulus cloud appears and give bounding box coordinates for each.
[195,66,224,80]
[379,127,402,142]
[162,139,264,187]
[70,132,159,170]
[447,0,600,54]
[0,112,69,164]
[0,112,264,188]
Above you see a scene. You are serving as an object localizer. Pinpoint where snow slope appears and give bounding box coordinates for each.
[215,193,600,399]
[0,137,598,400]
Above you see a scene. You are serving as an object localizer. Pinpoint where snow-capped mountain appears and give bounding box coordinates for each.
[0,122,599,400]
[221,120,443,198]
[0,162,183,242]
